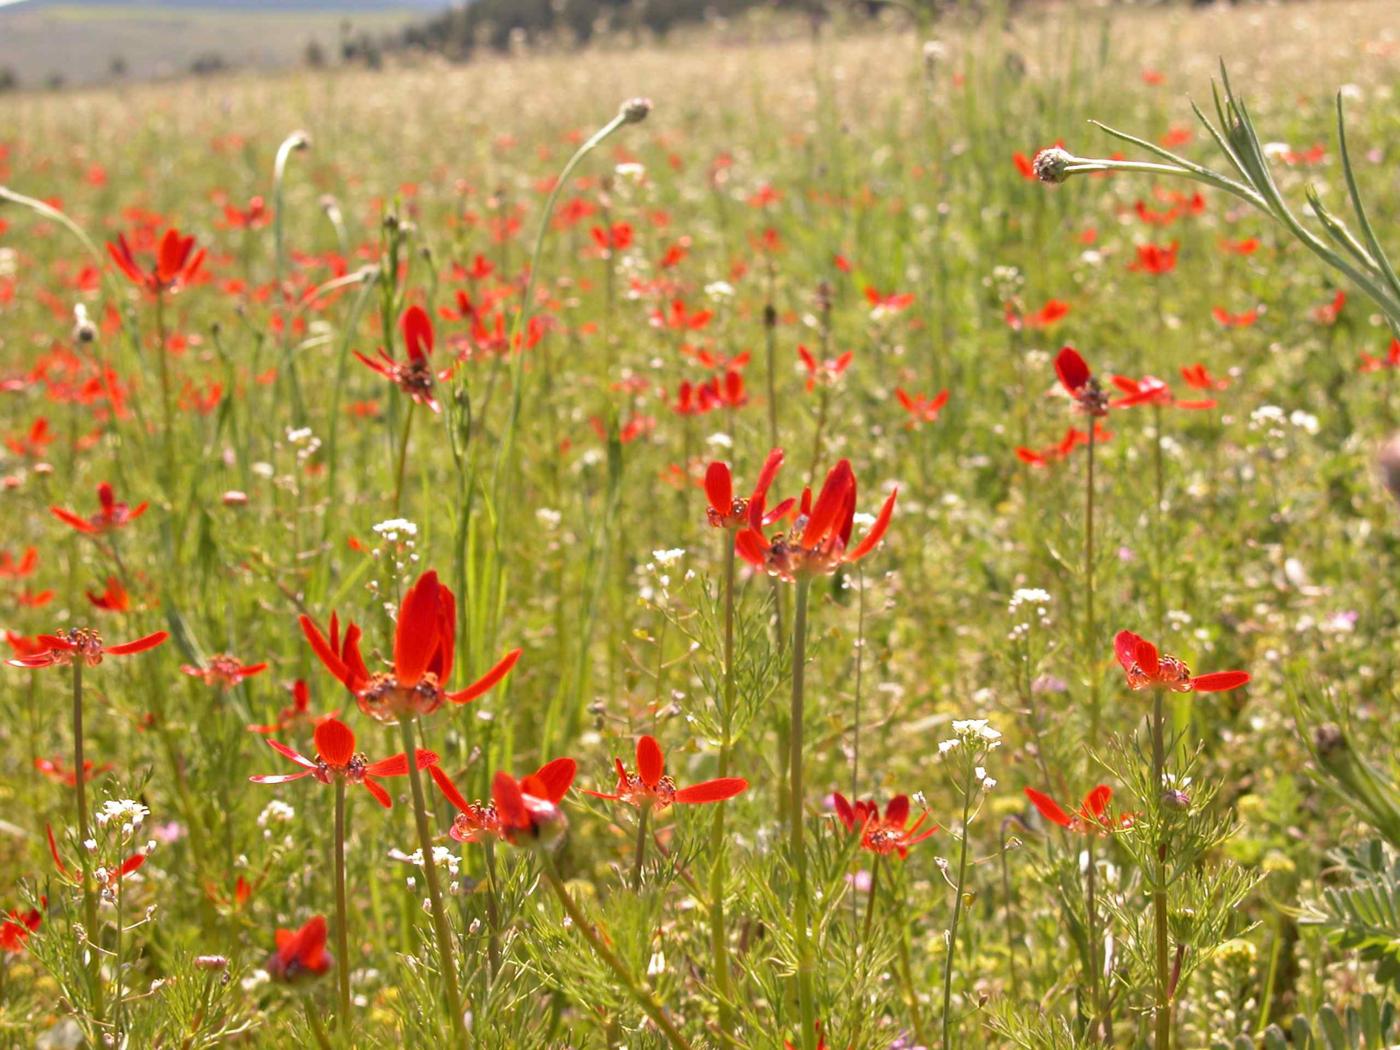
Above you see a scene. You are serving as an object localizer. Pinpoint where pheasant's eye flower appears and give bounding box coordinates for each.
[181,654,268,689]
[895,387,950,429]
[490,768,573,846]
[1114,629,1250,694]
[107,227,205,296]
[267,915,332,981]
[86,576,130,612]
[735,458,897,581]
[796,345,854,392]
[0,902,42,953]
[1054,346,1110,418]
[832,792,938,858]
[249,716,437,809]
[430,757,577,844]
[586,735,748,811]
[7,626,168,669]
[300,570,521,724]
[1110,374,1216,411]
[1024,784,1134,834]
[354,305,443,413]
[704,448,790,530]
[1128,240,1179,275]
[248,679,337,736]
[51,481,148,535]
[35,755,112,786]
[1180,363,1231,391]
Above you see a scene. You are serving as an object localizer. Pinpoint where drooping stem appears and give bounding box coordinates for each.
[72,661,103,1025]
[392,399,417,517]
[789,575,816,1050]
[541,854,693,1050]
[941,771,975,1050]
[399,716,467,1046]
[632,802,651,892]
[333,779,351,1025]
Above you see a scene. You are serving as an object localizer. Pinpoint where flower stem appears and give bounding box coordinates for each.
[333,779,351,1025]
[399,717,467,1046]
[632,802,650,893]
[541,855,693,1050]
[941,773,975,1050]
[1151,691,1171,1050]
[484,841,501,981]
[789,575,816,1050]
[392,399,417,517]
[708,537,737,1042]
[1085,422,1098,746]
[72,661,103,1026]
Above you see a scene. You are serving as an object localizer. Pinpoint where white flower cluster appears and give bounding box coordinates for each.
[257,800,296,828]
[638,548,692,604]
[1249,405,1319,440]
[1008,588,1053,641]
[939,718,1003,755]
[372,518,418,543]
[97,799,149,838]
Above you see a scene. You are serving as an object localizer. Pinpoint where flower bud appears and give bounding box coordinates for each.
[1032,146,1074,184]
[619,97,653,125]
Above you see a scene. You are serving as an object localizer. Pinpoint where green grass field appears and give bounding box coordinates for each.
[2,1,1400,1046]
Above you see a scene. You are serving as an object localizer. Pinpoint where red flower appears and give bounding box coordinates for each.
[1211,306,1258,329]
[300,570,521,724]
[704,448,791,530]
[1220,237,1260,255]
[86,576,130,612]
[1053,346,1109,417]
[1005,299,1070,331]
[7,627,168,669]
[1024,784,1132,834]
[586,735,747,810]
[1180,364,1231,391]
[1109,374,1217,411]
[1113,630,1250,694]
[1312,290,1346,325]
[35,755,112,786]
[1128,241,1179,275]
[736,458,896,581]
[1359,339,1400,374]
[489,769,572,845]
[1017,423,1114,467]
[0,547,38,580]
[107,227,205,296]
[181,654,268,689]
[267,915,332,981]
[832,792,937,858]
[46,825,144,888]
[249,716,437,809]
[51,482,148,535]
[354,305,444,413]
[863,286,915,316]
[0,902,42,953]
[248,679,338,735]
[430,757,576,844]
[796,345,853,392]
[895,387,949,429]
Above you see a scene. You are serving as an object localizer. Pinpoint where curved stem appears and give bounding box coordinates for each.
[541,855,692,1050]
[399,717,467,1046]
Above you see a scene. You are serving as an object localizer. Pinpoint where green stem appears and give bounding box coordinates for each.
[1152,691,1171,1050]
[708,538,737,1042]
[155,292,175,496]
[72,661,103,1026]
[1086,421,1099,747]
[399,717,467,1046]
[484,841,501,981]
[541,857,693,1050]
[941,776,974,1050]
[392,400,417,517]
[334,779,351,1025]
[632,803,650,893]
[789,576,815,1050]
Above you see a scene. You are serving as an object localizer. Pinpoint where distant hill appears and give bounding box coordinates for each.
[0,0,451,10]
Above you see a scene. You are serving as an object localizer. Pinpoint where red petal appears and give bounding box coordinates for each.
[1025,787,1073,828]
[401,305,434,362]
[636,735,664,788]
[394,572,442,687]
[105,631,168,656]
[1054,346,1091,395]
[846,487,897,563]
[300,615,349,686]
[430,765,472,813]
[884,794,910,827]
[446,647,520,704]
[46,824,70,878]
[313,718,356,767]
[675,777,748,804]
[1083,784,1113,820]
[362,778,393,808]
[1113,630,1144,673]
[802,460,854,546]
[1190,670,1250,693]
[832,792,856,830]
[704,461,733,517]
[492,772,529,829]
[735,529,768,568]
[265,738,318,770]
[533,757,577,802]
